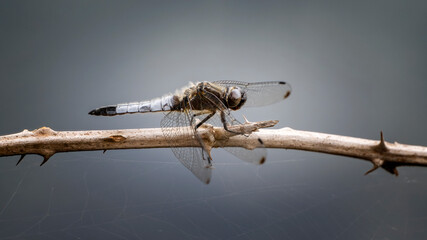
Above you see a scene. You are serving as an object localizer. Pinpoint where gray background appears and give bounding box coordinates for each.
[1,0,427,239]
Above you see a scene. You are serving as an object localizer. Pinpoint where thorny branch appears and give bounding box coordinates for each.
[1,120,427,175]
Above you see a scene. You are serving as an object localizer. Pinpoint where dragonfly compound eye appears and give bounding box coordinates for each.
[227,88,242,108]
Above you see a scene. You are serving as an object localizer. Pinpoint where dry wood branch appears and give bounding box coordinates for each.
[1,120,427,175]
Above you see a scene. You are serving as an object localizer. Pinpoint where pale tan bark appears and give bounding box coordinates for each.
[1,120,426,175]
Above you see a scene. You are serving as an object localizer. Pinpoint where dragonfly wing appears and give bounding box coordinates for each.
[213,80,292,107]
[223,146,266,165]
[160,110,212,184]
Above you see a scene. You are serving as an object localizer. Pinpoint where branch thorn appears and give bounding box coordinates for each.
[382,163,399,176]
[379,131,387,149]
[16,154,26,166]
[365,165,379,175]
[40,153,54,166]
[373,131,388,153]
[242,115,250,124]
[365,158,384,175]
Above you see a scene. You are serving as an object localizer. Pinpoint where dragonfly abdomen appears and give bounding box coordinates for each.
[88,95,176,116]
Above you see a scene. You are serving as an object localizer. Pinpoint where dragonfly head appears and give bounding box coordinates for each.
[226,87,247,110]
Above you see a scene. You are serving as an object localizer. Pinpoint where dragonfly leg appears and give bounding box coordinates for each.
[220,111,243,134]
[195,112,215,130]
[190,112,215,166]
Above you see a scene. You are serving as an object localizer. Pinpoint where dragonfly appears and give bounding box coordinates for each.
[89,81,291,184]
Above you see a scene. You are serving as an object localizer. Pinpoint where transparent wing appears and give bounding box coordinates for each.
[160,109,212,184]
[213,80,292,107]
[206,112,267,165]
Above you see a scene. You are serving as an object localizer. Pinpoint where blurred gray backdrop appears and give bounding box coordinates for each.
[1,0,427,239]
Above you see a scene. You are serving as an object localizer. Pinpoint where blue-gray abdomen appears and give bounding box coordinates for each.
[89,95,175,116]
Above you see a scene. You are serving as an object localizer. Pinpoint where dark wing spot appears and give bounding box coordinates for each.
[258,138,264,145]
[284,91,291,99]
[278,81,286,85]
[259,157,266,165]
